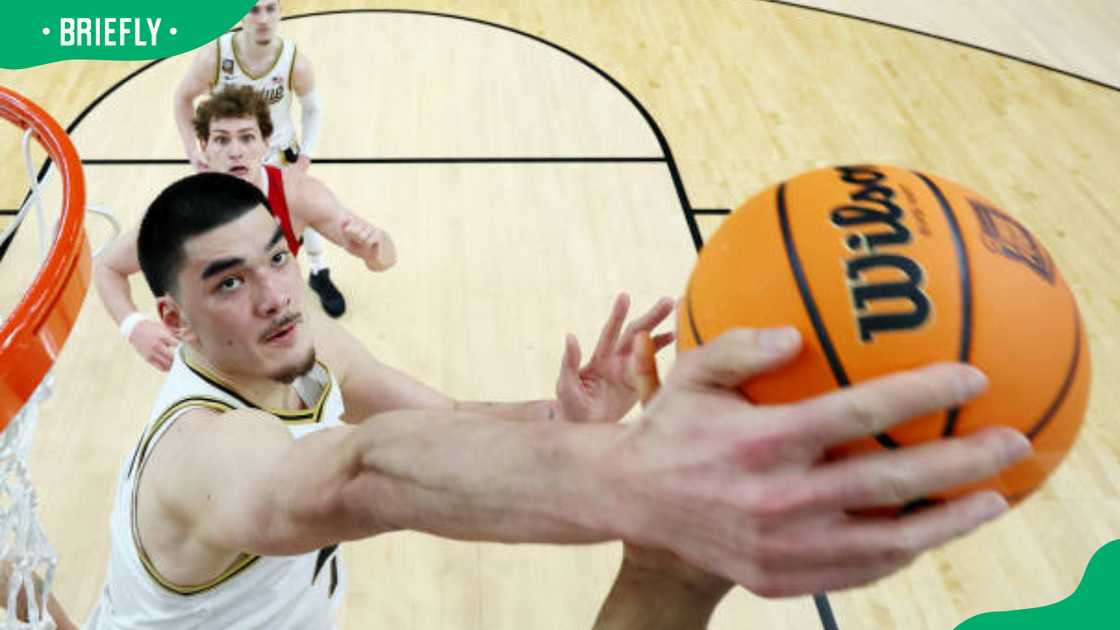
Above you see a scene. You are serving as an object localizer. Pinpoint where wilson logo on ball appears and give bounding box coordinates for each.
[831,165,931,342]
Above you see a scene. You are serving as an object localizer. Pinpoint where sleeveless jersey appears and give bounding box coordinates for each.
[213,31,298,164]
[262,165,302,255]
[83,348,346,630]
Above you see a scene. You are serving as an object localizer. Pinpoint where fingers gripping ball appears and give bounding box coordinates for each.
[678,165,1090,505]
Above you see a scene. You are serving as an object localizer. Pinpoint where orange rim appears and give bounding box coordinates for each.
[0,87,90,431]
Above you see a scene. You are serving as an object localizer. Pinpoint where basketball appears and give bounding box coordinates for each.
[678,164,1091,504]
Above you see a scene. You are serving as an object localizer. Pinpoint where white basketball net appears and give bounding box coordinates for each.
[0,123,117,629]
[0,378,58,630]
[0,127,68,630]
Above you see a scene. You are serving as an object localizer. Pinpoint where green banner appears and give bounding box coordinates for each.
[956,539,1120,629]
[0,0,256,69]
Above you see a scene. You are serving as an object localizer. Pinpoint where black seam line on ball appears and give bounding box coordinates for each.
[777,183,899,450]
[913,172,973,437]
[686,283,705,346]
[1027,313,1082,440]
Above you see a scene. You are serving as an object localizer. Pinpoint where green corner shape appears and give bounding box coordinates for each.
[955,539,1120,629]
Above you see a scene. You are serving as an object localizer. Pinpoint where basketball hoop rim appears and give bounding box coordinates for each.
[0,87,90,430]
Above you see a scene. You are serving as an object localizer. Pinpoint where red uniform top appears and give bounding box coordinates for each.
[264,165,302,256]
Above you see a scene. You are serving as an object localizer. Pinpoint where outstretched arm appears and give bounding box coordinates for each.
[312,313,558,422]
[593,333,732,630]
[316,294,674,424]
[173,43,218,172]
[179,327,1028,596]
[163,404,626,561]
[93,228,178,371]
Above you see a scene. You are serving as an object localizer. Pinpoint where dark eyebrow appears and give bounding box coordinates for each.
[266,227,283,251]
[200,228,283,281]
[201,257,245,281]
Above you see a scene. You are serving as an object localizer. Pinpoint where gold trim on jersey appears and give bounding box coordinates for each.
[289,45,297,94]
[129,396,263,596]
[180,349,333,425]
[232,33,285,81]
[211,39,220,87]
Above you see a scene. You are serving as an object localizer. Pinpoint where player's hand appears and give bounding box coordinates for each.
[340,216,397,271]
[555,293,674,424]
[188,150,209,173]
[619,331,735,598]
[294,154,312,173]
[128,319,179,371]
[609,327,1032,597]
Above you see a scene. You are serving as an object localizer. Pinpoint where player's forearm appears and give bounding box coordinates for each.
[338,409,625,544]
[298,89,323,157]
[93,258,140,325]
[173,92,200,158]
[454,399,558,422]
[593,560,729,630]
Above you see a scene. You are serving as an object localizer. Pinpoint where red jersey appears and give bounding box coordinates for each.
[264,165,302,256]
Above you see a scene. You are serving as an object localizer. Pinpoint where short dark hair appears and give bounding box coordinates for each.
[193,85,273,143]
[138,173,271,297]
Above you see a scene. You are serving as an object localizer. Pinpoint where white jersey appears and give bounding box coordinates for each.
[84,348,346,630]
[213,31,298,164]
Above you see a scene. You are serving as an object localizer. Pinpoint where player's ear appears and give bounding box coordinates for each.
[157,296,195,342]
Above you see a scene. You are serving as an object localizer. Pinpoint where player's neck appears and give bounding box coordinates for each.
[235,30,280,63]
[183,344,303,410]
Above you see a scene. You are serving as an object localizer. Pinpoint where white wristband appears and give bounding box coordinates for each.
[119,312,150,340]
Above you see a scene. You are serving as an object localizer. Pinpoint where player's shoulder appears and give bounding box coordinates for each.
[194,37,221,65]
[309,314,355,376]
[290,41,315,81]
[166,405,289,451]
[283,167,328,205]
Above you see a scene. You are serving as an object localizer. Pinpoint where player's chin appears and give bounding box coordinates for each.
[266,346,316,384]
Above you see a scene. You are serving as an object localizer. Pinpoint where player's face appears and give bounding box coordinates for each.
[203,117,268,180]
[243,0,281,45]
[173,206,314,383]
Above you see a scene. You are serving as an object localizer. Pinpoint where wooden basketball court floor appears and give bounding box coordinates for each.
[1,2,1117,628]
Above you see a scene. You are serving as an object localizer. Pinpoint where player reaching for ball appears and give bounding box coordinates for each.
[173,0,349,317]
[76,171,1031,628]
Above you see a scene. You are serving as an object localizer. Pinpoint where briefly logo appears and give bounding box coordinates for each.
[968,199,1055,284]
[221,58,234,74]
[831,165,932,342]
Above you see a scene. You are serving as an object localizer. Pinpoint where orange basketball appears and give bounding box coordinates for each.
[678,165,1090,504]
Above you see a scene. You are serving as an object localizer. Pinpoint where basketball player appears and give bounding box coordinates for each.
[78,173,1029,628]
[173,0,348,317]
[95,86,395,372]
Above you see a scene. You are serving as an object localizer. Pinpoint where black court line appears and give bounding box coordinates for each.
[813,594,840,630]
[81,157,666,165]
[65,8,828,629]
[0,209,18,215]
[691,207,731,215]
[761,0,1120,93]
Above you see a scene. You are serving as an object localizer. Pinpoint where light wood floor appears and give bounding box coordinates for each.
[0,2,1117,629]
[785,0,1120,88]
